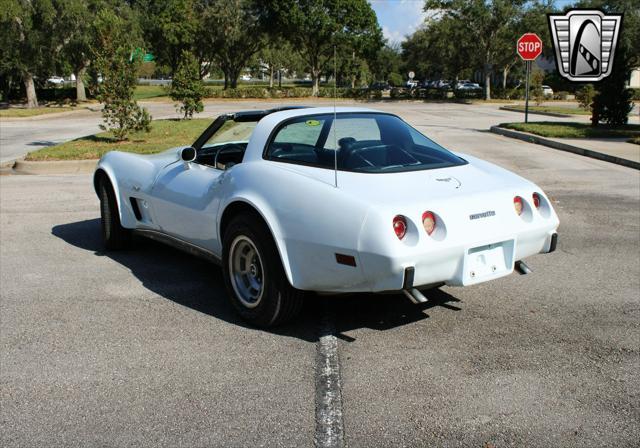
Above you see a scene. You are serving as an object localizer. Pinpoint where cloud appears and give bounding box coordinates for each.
[369,0,428,44]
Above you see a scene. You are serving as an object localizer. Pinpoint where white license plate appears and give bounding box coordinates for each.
[465,240,514,283]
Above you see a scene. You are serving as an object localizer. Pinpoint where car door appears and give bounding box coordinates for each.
[149,160,226,252]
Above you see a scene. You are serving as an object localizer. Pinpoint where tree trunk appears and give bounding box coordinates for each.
[278,70,282,88]
[229,67,240,89]
[76,67,87,102]
[311,68,320,96]
[269,65,274,88]
[24,73,38,108]
[502,67,508,90]
[223,72,229,90]
[484,68,491,101]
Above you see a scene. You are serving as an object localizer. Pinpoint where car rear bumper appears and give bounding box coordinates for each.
[357,229,558,293]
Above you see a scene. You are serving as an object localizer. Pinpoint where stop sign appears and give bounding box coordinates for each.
[517,33,543,61]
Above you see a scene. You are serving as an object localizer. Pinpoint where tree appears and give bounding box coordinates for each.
[0,0,61,107]
[425,0,527,100]
[202,0,266,89]
[61,0,113,102]
[258,39,301,88]
[577,0,639,125]
[169,50,205,119]
[369,44,401,83]
[137,0,201,75]
[93,9,151,140]
[265,0,382,95]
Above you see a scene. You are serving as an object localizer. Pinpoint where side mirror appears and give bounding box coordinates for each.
[180,147,196,163]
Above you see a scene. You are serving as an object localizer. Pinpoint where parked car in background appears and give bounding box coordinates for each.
[47,76,65,85]
[457,82,482,91]
[370,81,391,92]
[94,106,559,327]
[542,85,554,98]
[406,80,419,89]
[240,74,252,81]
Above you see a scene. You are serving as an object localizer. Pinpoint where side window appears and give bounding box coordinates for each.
[267,117,326,164]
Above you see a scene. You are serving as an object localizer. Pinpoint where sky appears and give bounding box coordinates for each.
[369,0,578,45]
[368,0,428,45]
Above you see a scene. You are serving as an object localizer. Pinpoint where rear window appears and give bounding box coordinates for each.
[265,113,465,173]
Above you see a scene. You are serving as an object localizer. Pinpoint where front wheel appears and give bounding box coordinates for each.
[222,213,304,327]
[98,177,131,250]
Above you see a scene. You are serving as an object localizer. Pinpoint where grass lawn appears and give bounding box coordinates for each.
[499,121,640,139]
[26,119,211,161]
[133,85,169,100]
[0,106,84,118]
[505,105,591,115]
[629,137,640,145]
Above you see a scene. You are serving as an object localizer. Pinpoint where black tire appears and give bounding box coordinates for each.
[98,177,131,250]
[222,213,304,327]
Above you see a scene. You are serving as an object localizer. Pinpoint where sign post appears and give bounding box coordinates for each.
[517,33,543,124]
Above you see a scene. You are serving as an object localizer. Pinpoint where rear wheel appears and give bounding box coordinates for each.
[222,213,304,327]
[98,177,131,250]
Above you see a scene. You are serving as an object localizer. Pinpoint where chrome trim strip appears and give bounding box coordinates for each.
[133,229,221,265]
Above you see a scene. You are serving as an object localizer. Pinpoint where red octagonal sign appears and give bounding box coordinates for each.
[517,33,543,61]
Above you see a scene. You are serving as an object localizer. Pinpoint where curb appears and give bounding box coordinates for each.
[13,159,97,175]
[490,126,640,170]
[499,106,571,118]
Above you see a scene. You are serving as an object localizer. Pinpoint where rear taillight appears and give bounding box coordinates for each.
[393,215,407,240]
[532,193,541,209]
[422,211,436,236]
[514,196,524,216]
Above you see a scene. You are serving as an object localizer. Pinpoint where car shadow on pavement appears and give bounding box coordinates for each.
[52,218,462,342]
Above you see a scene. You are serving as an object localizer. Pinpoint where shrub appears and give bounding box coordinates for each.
[169,51,205,119]
[553,91,569,100]
[531,69,545,106]
[575,84,596,111]
[95,48,151,140]
[630,88,640,101]
[388,72,403,87]
[453,89,483,100]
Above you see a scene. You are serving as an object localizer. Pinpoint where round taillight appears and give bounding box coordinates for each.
[532,192,541,209]
[422,211,436,236]
[393,215,407,240]
[514,196,524,216]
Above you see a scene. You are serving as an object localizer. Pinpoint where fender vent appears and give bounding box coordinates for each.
[129,198,142,220]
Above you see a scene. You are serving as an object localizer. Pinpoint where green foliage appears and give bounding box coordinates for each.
[553,91,569,100]
[576,85,596,111]
[388,73,403,87]
[264,0,383,95]
[531,68,545,106]
[93,9,151,141]
[169,51,205,119]
[500,121,640,139]
[203,0,266,89]
[630,88,640,101]
[592,48,633,126]
[137,0,200,73]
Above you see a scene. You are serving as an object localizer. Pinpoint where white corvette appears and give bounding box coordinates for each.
[94,106,559,326]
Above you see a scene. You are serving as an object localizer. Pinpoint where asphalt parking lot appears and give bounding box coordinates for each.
[1,103,639,447]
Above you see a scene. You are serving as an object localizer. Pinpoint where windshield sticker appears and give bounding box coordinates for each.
[305,119,321,127]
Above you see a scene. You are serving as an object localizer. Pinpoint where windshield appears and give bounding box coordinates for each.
[204,120,257,147]
[266,113,465,173]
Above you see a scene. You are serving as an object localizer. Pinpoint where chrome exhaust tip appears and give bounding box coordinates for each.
[403,288,429,304]
[515,260,533,275]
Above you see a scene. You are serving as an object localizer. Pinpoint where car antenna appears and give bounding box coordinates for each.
[333,44,338,188]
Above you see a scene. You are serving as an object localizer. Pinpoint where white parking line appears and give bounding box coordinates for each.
[314,311,345,448]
